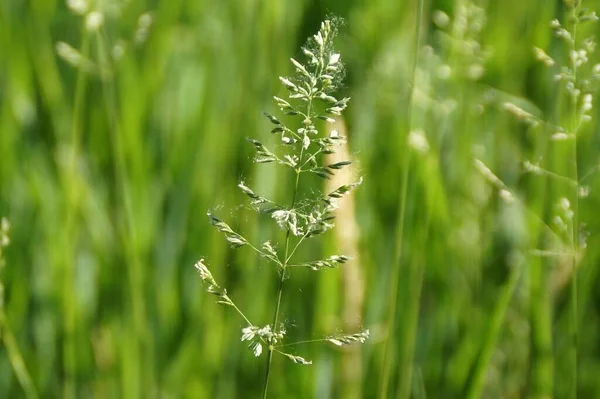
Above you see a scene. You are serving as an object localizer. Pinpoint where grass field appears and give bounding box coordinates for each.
[2,0,600,397]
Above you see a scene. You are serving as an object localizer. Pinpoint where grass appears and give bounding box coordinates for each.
[194,21,369,398]
[0,219,37,399]
[2,0,600,397]
[378,0,425,397]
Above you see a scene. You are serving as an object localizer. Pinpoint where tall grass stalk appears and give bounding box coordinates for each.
[379,0,425,396]
[194,19,369,399]
[262,172,301,398]
[395,207,430,399]
[0,315,38,399]
[504,2,600,395]
[62,27,90,399]
[94,27,148,398]
[56,8,158,395]
[466,262,521,399]
[568,5,580,396]
[0,219,38,399]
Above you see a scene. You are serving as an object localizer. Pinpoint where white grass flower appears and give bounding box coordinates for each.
[474,159,505,188]
[241,326,257,341]
[194,259,214,283]
[138,13,153,29]
[555,28,572,42]
[503,102,538,126]
[0,218,9,247]
[437,64,452,79]
[112,41,126,61]
[326,329,370,346]
[467,64,484,80]
[302,48,317,64]
[302,134,310,150]
[279,77,296,90]
[272,210,292,230]
[85,11,104,32]
[523,160,542,175]
[134,13,153,44]
[533,47,555,67]
[551,132,571,141]
[554,216,567,232]
[56,42,84,68]
[314,31,323,47]
[283,353,312,365]
[432,10,450,28]
[328,53,340,65]
[291,58,310,77]
[250,342,263,357]
[67,0,88,15]
[582,93,593,112]
[258,325,272,336]
[408,129,430,154]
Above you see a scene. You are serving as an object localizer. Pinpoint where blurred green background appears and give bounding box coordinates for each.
[2,0,600,397]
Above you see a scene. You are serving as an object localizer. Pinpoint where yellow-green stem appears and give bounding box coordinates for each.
[62,28,90,399]
[0,313,38,399]
[569,5,579,397]
[379,0,425,396]
[466,262,521,399]
[262,157,303,399]
[96,29,148,398]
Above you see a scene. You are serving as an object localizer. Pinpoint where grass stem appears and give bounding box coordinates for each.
[62,27,90,399]
[466,261,521,399]
[570,6,579,396]
[0,313,38,399]
[262,167,302,399]
[379,0,425,396]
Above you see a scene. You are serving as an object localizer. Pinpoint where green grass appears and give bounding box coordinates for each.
[2,0,600,397]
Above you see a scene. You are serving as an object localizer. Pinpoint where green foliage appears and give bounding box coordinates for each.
[3,0,600,398]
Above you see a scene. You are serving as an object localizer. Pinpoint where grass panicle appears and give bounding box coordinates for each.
[193,20,369,399]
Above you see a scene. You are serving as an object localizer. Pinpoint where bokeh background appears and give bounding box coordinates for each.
[2,0,600,397]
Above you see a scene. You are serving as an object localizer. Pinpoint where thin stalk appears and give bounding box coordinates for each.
[261,89,313,397]
[529,236,553,395]
[228,297,254,326]
[246,242,282,266]
[262,151,304,399]
[0,313,38,399]
[394,217,428,399]
[62,28,90,399]
[379,0,425,396]
[527,167,578,187]
[275,338,330,348]
[570,110,579,399]
[286,231,310,264]
[96,29,150,398]
[262,273,283,399]
[466,261,521,399]
[569,7,579,397]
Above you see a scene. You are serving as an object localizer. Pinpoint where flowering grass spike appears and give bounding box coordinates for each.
[193,20,368,398]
